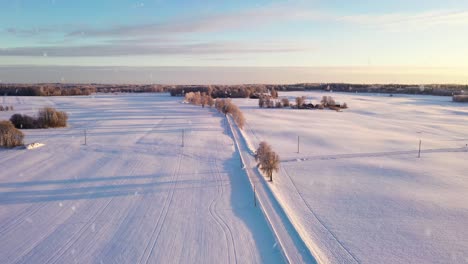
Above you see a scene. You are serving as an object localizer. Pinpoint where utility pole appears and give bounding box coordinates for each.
[182,129,185,147]
[84,129,87,145]
[254,184,257,207]
[297,136,300,154]
[418,139,421,158]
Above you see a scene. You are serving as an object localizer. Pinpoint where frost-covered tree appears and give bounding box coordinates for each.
[295,96,306,108]
[255,141,280,182]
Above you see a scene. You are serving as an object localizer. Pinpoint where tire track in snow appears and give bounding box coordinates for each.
[206,138,238,264]
[44,157,144,264]
[8,155,115,264]
[135,116,167,146]
[282,146,467,163]
[0,153,63,236]
[139,150,183,264]
[207,160,232,263]
[281,166,360,264]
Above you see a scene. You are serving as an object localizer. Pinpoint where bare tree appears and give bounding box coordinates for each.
[321,96,336,107]
[281,98,290,107]
[200,93,207,108]
[206,96,215,107]
[270,88,278,99]
[258,97,265,108]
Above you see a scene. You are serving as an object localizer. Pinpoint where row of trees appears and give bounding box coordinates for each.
[255,142,280,182]
[184,92,215,108]
[258,96,290,108]
[183,92,246,129]
[214,99,246,129]
[171,85,270,99]
[0,105,14,111]
[10,107,68,129]
[259,95,348,110]
[0,121,24,148]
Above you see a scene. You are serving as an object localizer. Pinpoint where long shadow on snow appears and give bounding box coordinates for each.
[214,111,284,263]
[0,176,229,205]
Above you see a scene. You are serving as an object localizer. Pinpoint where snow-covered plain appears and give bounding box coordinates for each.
[0,94,285,264]
[233,92,468,264]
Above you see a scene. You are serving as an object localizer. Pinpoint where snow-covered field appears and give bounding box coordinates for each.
[0,94,285,264]
[233,92,468,264]
[1,92,467,264]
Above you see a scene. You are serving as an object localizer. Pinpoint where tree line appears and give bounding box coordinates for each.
[2,83,467,97]
[0,84,167,96]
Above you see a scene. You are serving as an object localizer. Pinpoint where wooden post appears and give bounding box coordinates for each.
[418,139,421,158]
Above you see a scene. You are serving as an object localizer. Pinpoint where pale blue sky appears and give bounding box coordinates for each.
[1,0,468,83]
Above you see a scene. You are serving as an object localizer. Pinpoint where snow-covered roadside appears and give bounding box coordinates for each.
[226,114,317,264]
[232,115,355,264]
[233,91,468,264]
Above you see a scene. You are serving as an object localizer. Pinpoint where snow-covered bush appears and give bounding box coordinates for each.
[10,114,38,129]
[453,95,468,102]
[0,121,24,148]
[10,107,68,129]
[37,107,68,128]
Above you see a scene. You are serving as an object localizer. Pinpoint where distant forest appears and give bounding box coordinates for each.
[0,84,167,96]
[0,83,467,97]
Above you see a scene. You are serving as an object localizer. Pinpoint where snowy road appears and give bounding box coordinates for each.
[0,94,284,264]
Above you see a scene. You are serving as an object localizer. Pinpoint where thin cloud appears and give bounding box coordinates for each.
[0,41,310,57]
[63,7,468,38]
[339,10,468,30]
[5,5,468,40]
[5,27,56,37]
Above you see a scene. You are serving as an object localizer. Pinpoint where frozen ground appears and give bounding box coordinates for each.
[233,92,468,264]
[0,94,285,264]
